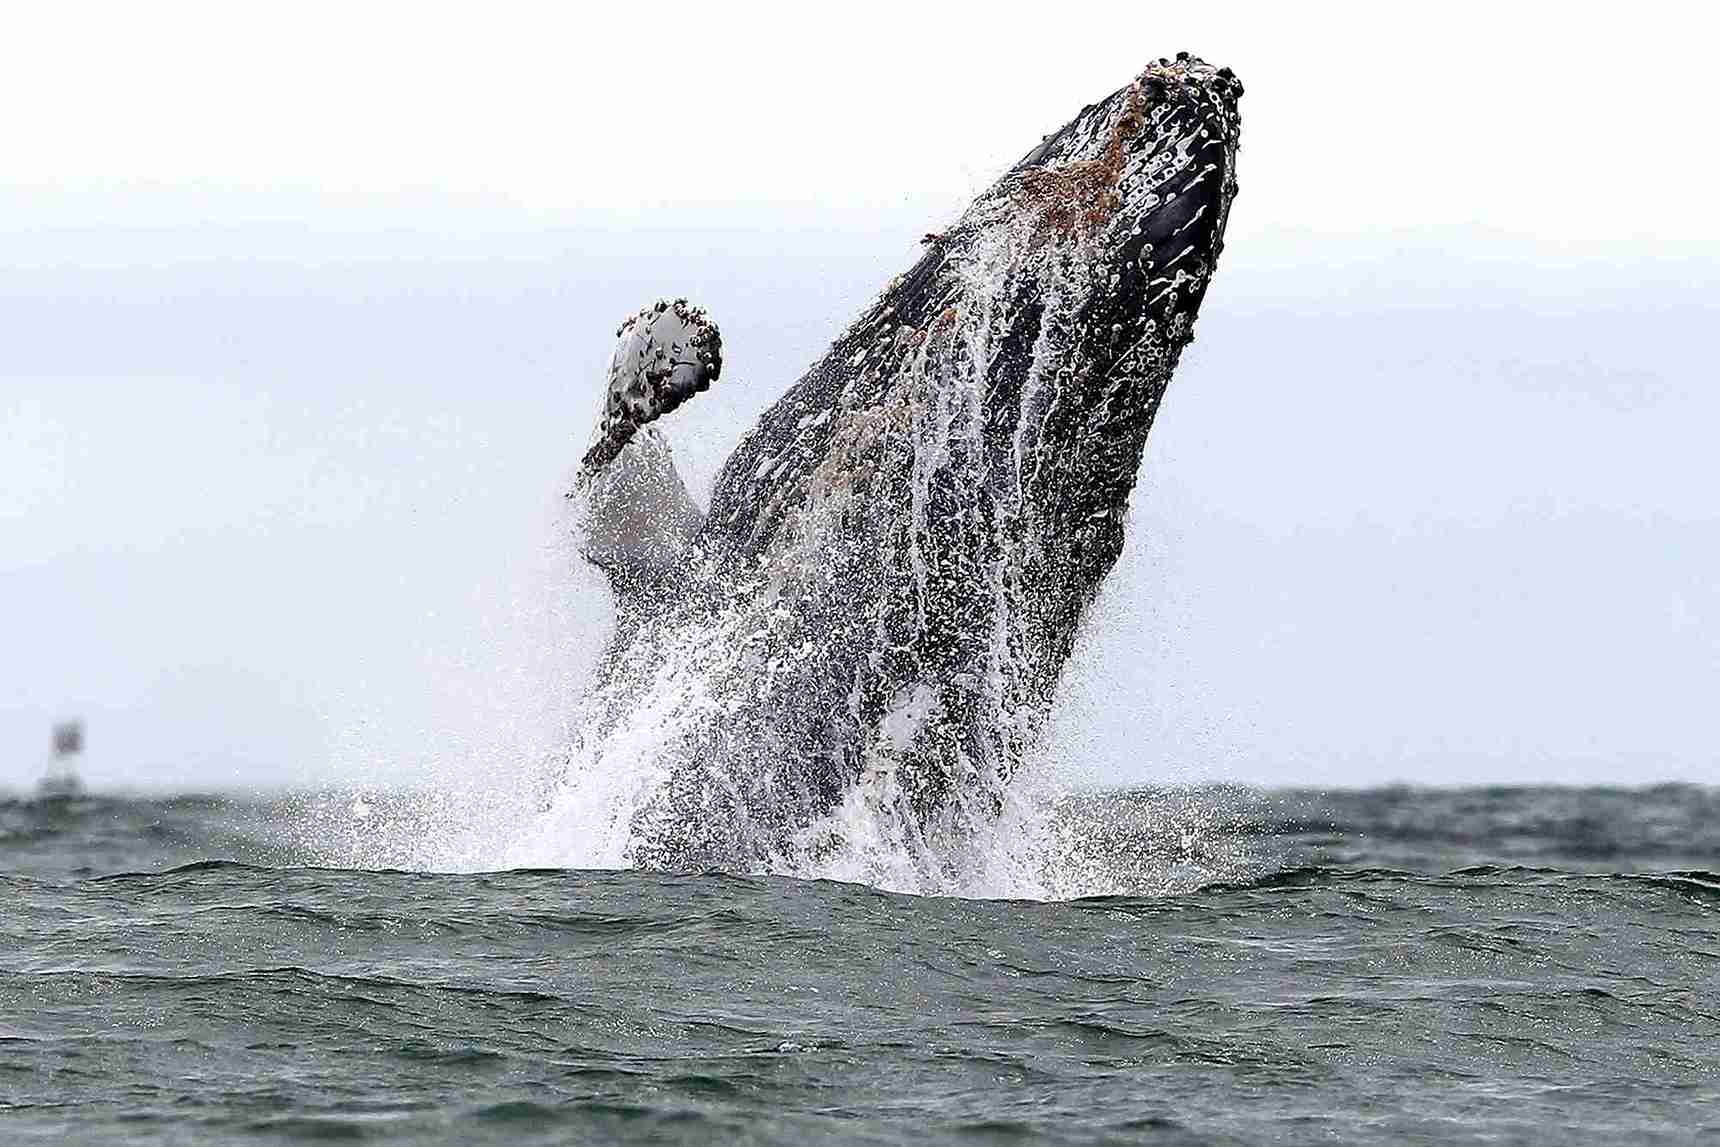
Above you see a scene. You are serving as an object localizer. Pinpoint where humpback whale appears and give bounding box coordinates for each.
[559,54,1243,876]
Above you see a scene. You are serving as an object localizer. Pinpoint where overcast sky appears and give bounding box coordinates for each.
[7,3,1720,239]
[3,4,1716,791]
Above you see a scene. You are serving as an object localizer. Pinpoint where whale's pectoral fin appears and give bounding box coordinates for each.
[569,300,721,596]
[571,425,704,593]
[580,298,722,477]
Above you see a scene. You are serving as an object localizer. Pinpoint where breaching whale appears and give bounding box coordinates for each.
[561,54,1243,876]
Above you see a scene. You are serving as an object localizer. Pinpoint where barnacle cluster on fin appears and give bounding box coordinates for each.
[580,298,723,475]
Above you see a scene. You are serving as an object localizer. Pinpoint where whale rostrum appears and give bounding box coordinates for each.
[562,54,1244,876]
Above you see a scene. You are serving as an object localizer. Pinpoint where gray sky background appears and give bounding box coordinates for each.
[3,4,1716,791]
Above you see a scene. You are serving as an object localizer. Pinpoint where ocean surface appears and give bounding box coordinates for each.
[2,784,1717,1144]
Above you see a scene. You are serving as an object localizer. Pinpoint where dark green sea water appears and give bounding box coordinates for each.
[3,786,1717,1143]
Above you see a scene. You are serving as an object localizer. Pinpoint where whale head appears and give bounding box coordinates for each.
[710,55,1242,608]
[959,53,1244,631]
[1005,52,1244,401]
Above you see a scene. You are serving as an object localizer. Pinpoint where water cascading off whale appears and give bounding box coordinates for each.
[557,54,1243,877]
